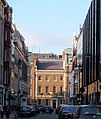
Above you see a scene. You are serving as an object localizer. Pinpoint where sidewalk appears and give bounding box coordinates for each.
[0,114,6,119]
[0,112,20,119]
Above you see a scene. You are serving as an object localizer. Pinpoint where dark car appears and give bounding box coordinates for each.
[29,104,40,114]
[74,105,101,119]
[44,106,53,114]
[37,105,43,112]
[19,105,35,117]
[29,106,37,116]
[59,105,79,119]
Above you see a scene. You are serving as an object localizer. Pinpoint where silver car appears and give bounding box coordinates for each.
[74,105,101,119]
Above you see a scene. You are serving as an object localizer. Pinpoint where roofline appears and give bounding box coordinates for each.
[37,70,66,73]
[1,0,7,5]
[79,105,101,107]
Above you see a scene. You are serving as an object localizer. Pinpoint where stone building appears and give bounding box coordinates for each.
[29,51,72,107]
[3,2,13,105]
[62,48,72,104]
[10,24,29,106]
[0,0,6,105]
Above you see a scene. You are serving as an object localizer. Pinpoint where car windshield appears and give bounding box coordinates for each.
[22,106,30,111]
[81,107,101,115]
[45,106,51,109]
[63,106,78,113]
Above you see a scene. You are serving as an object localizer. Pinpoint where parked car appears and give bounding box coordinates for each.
[44,106,53,114]
[29,106,37,116]
[19,105,35,117]
[61,105,78,119]
[28,104,40,114]
[37,105,43,111]
[58,105,78,119]
[74,105,101,119]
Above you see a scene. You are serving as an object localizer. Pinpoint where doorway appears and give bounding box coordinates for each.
[52,100,56,108]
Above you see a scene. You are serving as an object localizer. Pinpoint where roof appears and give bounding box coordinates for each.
[79,105,101,108]
[37,59,64,70]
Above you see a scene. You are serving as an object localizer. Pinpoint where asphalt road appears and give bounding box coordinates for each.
[20,112,58,119]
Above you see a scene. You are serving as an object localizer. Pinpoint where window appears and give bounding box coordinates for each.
[53,87,56,93]
[46,99,48,105]
[60,99,62,104]
[0,43,2,58]
[46,86,49,93]
[46,76,50,81]
[38,99,41,105]
[38,86,41,94]
[5,49,7,61]
[42,55,45,58]
[53,76,57,82]
[60,76,63,81]
[38,76,42,81]
[60,87,63,93]
[70,60,72,63]
[5,31,7,41]
[5,49,9,61]
[8,10,12,22]
[0,93,2,105]
[100,85,101,90]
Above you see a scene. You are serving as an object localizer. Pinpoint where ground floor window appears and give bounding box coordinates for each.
[38,99,41,105]
[46,99,48,105]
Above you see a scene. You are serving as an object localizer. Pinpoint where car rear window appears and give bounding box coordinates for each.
[63,106,78,113]
[81,107,101,115]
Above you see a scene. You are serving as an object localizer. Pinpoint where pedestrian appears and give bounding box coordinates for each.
[5,105,11,119]
[1,108,4,119]
[13,104,20,116]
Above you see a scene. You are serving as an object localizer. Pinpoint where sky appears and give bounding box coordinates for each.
[7,0,92,55]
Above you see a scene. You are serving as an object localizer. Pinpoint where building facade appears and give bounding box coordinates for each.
[62,48,72,104]
[82,0,101,105]
[3,3,13,105]
[30,54,67,108]
[70,34,79,104]
[11,24,29,106]
[0,0,6,106]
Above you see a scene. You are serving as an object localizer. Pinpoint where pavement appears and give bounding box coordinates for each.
[0,112,20,119]
[0,112,58,119]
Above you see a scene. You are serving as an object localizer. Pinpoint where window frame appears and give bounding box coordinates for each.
[60,76,63,81]
[53,76,57,82]
[46,76,50,82]
[38,86,41,94]
[46,86,49,93]
[38,76,42,81]
[53,86,56,93]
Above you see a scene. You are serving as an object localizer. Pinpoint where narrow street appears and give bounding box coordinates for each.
[20,112,58,119]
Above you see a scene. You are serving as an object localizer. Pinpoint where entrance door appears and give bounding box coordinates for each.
[52,100,56,108]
